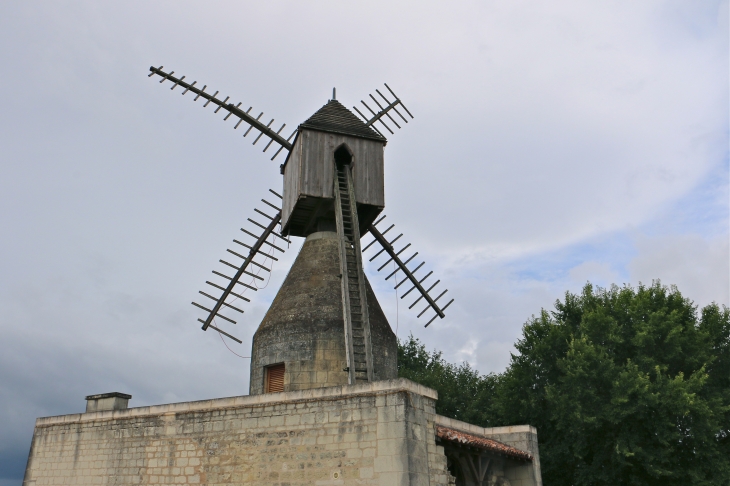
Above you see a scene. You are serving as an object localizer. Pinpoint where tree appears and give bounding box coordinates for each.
[492,282,730,486]
[397,334,498,427]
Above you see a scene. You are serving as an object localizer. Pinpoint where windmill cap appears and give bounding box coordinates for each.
[299,100,387,143]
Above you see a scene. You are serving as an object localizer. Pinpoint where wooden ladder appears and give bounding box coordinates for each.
[334,163,374,384]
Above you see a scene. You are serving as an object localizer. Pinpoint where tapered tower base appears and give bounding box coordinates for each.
[249,231,398,395]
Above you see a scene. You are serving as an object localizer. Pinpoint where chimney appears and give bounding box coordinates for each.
[84,392,131,413]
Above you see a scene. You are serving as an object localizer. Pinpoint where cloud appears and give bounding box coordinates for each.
[0,1,727,483]
[630,234,729,307]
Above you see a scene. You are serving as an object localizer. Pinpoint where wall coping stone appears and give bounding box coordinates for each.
[35,378,437,427]
[434,414,536,438]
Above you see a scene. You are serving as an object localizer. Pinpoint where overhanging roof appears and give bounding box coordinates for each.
[436,426,533,462]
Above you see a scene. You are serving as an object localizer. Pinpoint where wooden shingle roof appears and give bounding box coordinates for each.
[299,100,387,143]
[436,426,533,462]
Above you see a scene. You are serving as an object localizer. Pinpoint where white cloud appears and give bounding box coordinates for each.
[630,234,730,307]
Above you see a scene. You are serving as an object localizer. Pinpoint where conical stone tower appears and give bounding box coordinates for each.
[249,231,397,394]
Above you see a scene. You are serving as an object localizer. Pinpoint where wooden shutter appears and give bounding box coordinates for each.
[266,363,285,393]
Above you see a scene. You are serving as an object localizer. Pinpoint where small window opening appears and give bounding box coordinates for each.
[334,145,352,168]
[265,363,285,393]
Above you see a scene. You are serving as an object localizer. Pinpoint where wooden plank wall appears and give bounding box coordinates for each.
[281,134,302,229]
[301,129,385,202]
[282,128,385,233]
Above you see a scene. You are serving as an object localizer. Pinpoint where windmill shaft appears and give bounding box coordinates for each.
[202,211,282,331]
[368,224,446,319]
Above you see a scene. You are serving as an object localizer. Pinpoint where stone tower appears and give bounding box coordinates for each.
[249,100,398,395]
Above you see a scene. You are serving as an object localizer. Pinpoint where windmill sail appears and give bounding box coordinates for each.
[363,216,454,327]
[148,66,296,160]
[352,84,414,138]
[191,189,289,343]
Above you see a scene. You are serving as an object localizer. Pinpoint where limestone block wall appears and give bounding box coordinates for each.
[434,415,542,486]
[24,379,450,486]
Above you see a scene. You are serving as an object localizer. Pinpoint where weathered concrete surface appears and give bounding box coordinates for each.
[249,231,398,395]
[23,379,449,486]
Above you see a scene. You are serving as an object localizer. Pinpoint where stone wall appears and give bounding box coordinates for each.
[23,379,449,486]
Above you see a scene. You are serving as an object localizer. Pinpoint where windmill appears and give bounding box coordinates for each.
[148,66,454,389]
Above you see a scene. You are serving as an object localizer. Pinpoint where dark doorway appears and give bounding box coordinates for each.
[334,144,352,168]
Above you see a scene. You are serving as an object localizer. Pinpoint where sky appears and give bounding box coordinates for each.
[0,1,728,483]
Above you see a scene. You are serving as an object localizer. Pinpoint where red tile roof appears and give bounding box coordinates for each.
[435,426,533,462]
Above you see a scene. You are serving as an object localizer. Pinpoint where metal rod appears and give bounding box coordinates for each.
[193,85,206,101]
[369,94,401,129]
[220,259,265,281]
[214,96,230,113]
[191,302,236,324]
[254,208,274,220]
[261,199,281,211]
[205,281,250,302]
[377,89,408,123]
[370,233,403,261]
[200,212,282,331]
[373,215,387,226]
[409,280,440,310]
[401,271,432,298]
[212,270,258,291]
[362,100,393,134]
[182,81,197,95]
[269,189,283,199]
[199,291,244,313]
[240,229,284,252]
[253,119,274,145]
[263,124,285,152]
[223,102,241,120]
[170,75,185,90]
[419,289,447,317]
[199,319,242,343]
[362,238,378,252]
[243,113,262,137]
[232,239,279,260]
[353,105,385,137]
[378,243,411,271]
[148,65,163,77]
[385,83,413,118]
[248,218,290,242]
[425,299,454,328]
[226,249,271,272]
[203,91,218,107]
[395,262,424,289]
[386,252,417,280]
[352,105,369,123]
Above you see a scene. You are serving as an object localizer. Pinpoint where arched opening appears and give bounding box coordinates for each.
[334,144,353,168]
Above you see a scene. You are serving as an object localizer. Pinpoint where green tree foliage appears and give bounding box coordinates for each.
[397,334,497,427]
[398,282,730,486]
